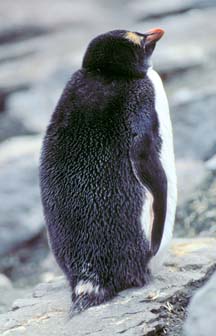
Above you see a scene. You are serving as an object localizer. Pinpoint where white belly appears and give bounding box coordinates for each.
[141,68,177,271]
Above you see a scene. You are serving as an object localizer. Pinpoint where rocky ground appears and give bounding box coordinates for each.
[0,0,216,335]
[1,238,216,336]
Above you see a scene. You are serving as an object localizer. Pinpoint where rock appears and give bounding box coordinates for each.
[0,89,9,112]
[166,63,216,161]
[39,253,62,283]
[0,238,215,336]
[132,7,216,77]
[128,0,216,21]
[175,171,216,237]
[0,2,215,102]
[184,271,216,336]
[0,287,29,315]
[130,6,216,162]
[0,0,133,90]
[0,135,44,256]
[171,93,216,160]
[0,0,135,135]
[0,273,29,314]
[176,158,207,205]
[0,274,12,289]
[206,154,216,171]
[6,72,67,134]
[0,0,124,34]
[0,111,34,142]
[1,15,199,92]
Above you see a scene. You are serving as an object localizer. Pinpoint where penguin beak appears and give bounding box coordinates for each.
[144,28,165,45]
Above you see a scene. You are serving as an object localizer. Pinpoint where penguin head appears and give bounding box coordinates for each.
[82,28,164,79]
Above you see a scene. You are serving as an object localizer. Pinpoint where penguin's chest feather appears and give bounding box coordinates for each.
[141,68,177,263]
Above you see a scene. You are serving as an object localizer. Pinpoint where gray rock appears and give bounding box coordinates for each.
[130,6,216,162]
[0,135,44,256]
[184,271,216,336]
[172,93,216,160]
[0,0,135,134]
[39,253,62,283]
[0,274,12,289]
[0,238,215,336]
[1,1,214,98]
[206,154,216,171]
[176,158,207,205]
[0,111,34,142]
[164,63,216,161]
[128,0,216,20]
[0,0,133,90]
[6,68,69,133]
[0,0,129,34]
[0,273,29,314]
[7,83,61,134]
[175,171,216,237]
[133,8,216,76]
[0,287,30,315]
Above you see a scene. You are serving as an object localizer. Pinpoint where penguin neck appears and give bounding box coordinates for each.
[83,66,147,80]
[83,57,153,81]
[83,57,153,80]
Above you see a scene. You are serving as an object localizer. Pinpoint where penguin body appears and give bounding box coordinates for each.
[39,29,177,313]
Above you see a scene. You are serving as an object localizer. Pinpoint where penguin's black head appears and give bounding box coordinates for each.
[82,28,164,79]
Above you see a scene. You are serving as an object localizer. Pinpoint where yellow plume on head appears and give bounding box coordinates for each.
[124,32,143,46]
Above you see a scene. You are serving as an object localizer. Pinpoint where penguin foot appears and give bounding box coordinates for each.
[70,289,110,316]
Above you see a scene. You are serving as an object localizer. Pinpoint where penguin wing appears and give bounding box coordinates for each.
[129,133,167,256]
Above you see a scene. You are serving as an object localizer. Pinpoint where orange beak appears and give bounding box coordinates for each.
[144,28,165,44]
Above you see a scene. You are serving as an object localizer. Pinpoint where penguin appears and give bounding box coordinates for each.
[39,28,177,314]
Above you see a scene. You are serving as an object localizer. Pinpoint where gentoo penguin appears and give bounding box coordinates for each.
[39,28,177,313]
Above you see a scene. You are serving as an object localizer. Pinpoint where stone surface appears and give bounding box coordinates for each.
[0,287,29,315]
[133,8,216,76]
[184,271,216,336]
[0,238,215,336]
[171,93,216,160]
[206,154,216,171]
[0,274,12,289]
[128,0,215,20]
[0,111,34,142]
[7,74,66,134]
[131,4,216,162]
[0,135,44,256]
[175,171,216,237]
[0,0,133,90]
[176,158,207,205]
[0,274,29,314]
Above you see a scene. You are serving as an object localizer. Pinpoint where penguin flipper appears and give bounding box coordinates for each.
[130,134,167,256]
